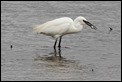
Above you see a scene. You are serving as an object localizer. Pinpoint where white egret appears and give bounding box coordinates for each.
[34,16,97,49]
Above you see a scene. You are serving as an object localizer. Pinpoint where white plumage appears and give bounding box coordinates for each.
[34,16,97,49]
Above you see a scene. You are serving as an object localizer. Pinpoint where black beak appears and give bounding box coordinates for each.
[83,20,97,30]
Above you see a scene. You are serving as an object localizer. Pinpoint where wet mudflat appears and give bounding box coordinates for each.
[1,1,121,81]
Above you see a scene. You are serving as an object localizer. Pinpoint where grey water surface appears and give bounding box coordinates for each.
[1,1,121,81]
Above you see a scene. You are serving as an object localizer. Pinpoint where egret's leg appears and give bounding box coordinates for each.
[58,36,62,48]
[54,39,58,56]
[54,47,57,56]
[54,38,58,49]
[58,46,61,58]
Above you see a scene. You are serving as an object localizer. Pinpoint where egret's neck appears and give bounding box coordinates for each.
[74,20,83,32]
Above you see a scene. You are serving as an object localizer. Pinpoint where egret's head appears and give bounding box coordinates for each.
[77,16,97,30]
[76,16,87,24]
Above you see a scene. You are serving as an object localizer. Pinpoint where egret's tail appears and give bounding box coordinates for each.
[33,25,39,33]
[33,25,44,34]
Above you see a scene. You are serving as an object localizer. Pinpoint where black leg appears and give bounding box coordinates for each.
[54,47,57,56]
[58,36,62,48]
[54,38,58,50]
[58,46,61,58]
[54,39,58,56]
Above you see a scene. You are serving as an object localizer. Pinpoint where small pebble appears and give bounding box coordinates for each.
[10,45,12,49]
[109,27,112,32]
[91,69,94,72]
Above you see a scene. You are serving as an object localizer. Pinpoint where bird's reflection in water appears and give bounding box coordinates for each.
[34,49,96,73]
[35,47,65,62]
[34,47,79,69]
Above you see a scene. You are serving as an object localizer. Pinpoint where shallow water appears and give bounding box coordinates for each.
[1,1,121,81]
